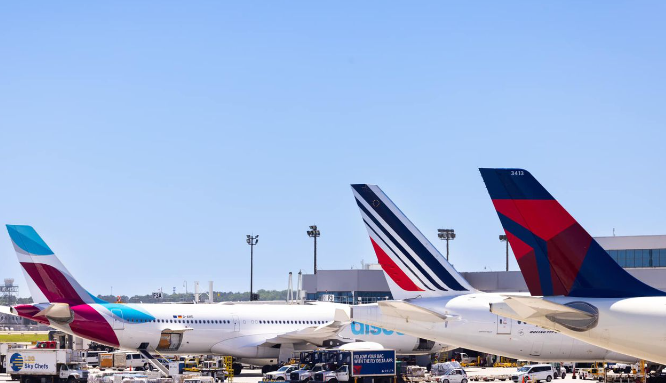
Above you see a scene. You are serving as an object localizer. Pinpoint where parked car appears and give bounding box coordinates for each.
[264,365,299,381]
[512,364,555,383]
[436,368,468,383]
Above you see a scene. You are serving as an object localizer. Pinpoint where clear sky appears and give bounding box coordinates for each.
[1,2,665,298]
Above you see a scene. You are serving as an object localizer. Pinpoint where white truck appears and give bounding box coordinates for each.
[5,348,89,383]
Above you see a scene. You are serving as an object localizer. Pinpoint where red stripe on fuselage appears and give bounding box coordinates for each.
[70,304,120,347]
[370,237,424,292]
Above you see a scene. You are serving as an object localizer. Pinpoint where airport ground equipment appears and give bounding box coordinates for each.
[433,367,468,383]
[329,350,396,383]
[222,356,235,381]
[511,365,555,383]
[263,364,299,381]
[5,348,89,383]
[290,350,337,383]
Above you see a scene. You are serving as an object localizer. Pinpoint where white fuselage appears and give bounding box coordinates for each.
[502,296,666,365]
[40,301,444,359]
[352,293,637,363]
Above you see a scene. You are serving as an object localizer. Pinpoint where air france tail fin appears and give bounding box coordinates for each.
[7,225,99,305]
[479,168,665,298]
[351,184,475,300]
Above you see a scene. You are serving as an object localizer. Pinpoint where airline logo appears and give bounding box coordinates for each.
[350,322,403,336]
[351,184,473,295]
[479,168,666,298]
[10,353,23,372]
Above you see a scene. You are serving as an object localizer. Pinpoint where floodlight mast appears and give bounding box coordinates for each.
[499,234,509,271]
[246,234,259,301]
[437,228,456,261]
[307,225,321,274]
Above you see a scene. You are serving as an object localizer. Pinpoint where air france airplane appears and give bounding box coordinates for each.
[349,184,636,362]
[2,225,446,374]
[479,168,666,365]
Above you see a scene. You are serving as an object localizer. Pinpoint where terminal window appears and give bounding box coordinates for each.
[607,249,666,268]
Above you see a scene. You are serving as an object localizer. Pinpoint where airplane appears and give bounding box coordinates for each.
[2,225,447,374]
[349,183,637,362]
[479,168,666,364]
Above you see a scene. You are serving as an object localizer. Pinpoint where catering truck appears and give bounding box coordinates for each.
[5,348,89,383]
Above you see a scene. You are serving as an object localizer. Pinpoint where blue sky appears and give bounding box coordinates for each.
[1,2,665,298]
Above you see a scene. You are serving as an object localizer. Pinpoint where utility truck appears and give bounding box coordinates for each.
[5,348,89,383]
[308,350,396,383]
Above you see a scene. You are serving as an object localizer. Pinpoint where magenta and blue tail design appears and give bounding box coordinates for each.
[479,168,665,298]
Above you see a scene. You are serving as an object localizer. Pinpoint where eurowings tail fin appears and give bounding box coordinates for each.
[351,184,475,300]
[7,225,100,305]
[479,168,665,298]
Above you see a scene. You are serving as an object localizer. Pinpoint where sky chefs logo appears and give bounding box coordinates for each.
[351,322,403,336]
[10,353,24,372]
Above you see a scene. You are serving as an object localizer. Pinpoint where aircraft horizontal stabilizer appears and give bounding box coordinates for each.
[490,296,599,333]
[264,310,350,346]
[378,300,458,323]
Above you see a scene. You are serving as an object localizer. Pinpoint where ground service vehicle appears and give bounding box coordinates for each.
[575,363,605,380]
[435,367,468,383]
[291,351,339,383]
[264,364,299,381]
[550,364,566,379]
[333,350,396,383]
[5,348,88,383]
[511,365,555,383]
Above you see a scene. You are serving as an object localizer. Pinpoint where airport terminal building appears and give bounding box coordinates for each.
[303,235,666,303]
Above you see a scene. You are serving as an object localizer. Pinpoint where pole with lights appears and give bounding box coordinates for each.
[437,229,456,261]
[307,225,321,274]
[499,234,509,271]
[246,234,259,301]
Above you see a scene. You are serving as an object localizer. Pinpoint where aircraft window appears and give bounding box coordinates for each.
[178,320,182,323]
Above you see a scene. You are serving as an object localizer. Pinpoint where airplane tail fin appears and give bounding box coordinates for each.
[479,168,665,298]
[351,184,475,300]
[7,225,99,305]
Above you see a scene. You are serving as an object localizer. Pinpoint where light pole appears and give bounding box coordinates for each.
[499,234,509,271]
[307,225,321,274]
[246,234,259,301]
[437,229,456,261]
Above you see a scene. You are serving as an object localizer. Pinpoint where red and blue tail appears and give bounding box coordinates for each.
[479,168,666,298]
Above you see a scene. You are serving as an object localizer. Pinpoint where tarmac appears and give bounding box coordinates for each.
[0,368,586,383]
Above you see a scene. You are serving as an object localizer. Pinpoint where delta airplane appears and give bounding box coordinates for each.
[479,168,666,365]
[349,184,636,362]
[2,225,447,374]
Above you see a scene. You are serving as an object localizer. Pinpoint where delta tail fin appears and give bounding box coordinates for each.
[479,168,665,298]
[351,184,475,300]
[7,225,100,305]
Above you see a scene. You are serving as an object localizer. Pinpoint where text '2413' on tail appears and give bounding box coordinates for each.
[479,168,665,298]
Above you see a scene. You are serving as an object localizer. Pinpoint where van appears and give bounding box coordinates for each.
[512,364,555,383]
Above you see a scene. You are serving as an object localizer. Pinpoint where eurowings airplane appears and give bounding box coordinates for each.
[479,168,666,364]
[2,225,446,373]
[349,184,636,362]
